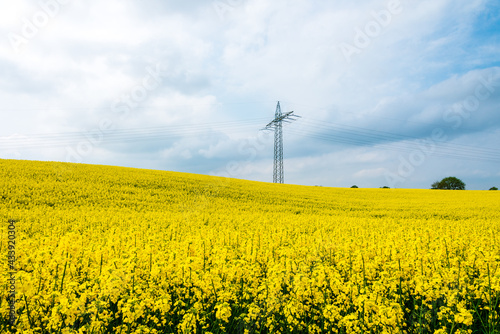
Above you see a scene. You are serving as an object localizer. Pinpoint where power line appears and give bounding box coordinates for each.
[280,100,480,132]
[287,117,500,163]
[299,118,500,157]
[2,108,499,165]
[0,118,268,150]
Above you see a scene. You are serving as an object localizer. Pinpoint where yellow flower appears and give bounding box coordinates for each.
[215,302,232,323]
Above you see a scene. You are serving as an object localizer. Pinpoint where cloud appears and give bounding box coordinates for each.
[0,0,499,189]
[353,168,387,179]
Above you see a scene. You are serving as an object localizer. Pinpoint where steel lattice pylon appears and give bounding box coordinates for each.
[263,101,300,184]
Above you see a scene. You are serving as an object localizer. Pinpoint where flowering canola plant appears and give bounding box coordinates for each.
[0,159,499,333]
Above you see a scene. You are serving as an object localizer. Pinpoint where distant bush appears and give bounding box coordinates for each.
[351,185,358,188]
[431,177,465,190]
[380,186,390,189]
[490,187,498,190]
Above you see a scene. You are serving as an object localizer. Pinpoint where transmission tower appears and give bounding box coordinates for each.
[262,101,300,183]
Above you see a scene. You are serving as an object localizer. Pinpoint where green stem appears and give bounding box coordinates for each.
[23,294,33,329]
[60,260,68,293]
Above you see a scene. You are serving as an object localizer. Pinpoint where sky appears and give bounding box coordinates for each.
[1,0,499,190]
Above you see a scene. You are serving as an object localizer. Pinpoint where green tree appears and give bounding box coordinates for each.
[350,185,358,188]
[431,177,466,190]
[490,187,498,190]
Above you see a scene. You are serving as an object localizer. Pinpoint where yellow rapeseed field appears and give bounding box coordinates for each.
[1,159,499,333]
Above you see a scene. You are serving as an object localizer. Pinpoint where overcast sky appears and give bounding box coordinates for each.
[1,0,499,190]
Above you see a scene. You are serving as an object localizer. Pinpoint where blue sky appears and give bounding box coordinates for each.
[0,0,499,189]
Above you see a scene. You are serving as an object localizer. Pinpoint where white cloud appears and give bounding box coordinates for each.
[353,168,387,179]
[0,0,499,189]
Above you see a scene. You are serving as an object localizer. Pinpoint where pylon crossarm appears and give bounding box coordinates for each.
[275,111,295,121]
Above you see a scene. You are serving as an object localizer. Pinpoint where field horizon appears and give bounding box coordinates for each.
[1,158,495,192]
